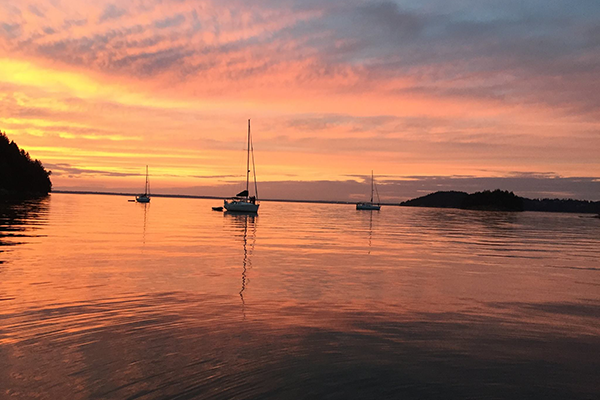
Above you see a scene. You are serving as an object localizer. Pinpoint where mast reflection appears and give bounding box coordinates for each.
[224,212,257,318]
[140,202,149,246]
[368,210,373,255]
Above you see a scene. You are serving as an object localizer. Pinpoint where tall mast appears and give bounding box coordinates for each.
[246,119,250,198]
[370,170,374,203]
[145,165,149,195]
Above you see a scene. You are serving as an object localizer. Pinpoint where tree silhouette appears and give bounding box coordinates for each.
[402,189,599,213]
[460,189,524,211]
[0,130,52,197]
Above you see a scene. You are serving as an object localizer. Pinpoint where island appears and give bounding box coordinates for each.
[0,130,52,198]
[401,189,600,214]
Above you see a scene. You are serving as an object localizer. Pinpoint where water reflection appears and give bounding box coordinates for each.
[368,211,373,254]
[139,202,149,246]
[224,212,257,318]
[1,195,599,399]
[413,207,519,235]
[0,196,49,260]
[356,208,375,254]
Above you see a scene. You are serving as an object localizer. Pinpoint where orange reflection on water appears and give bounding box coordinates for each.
[1,193,599,398]
[2,194,599,324]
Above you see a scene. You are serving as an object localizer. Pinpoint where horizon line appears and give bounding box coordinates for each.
[50,189,600,207]
[51,189,395,206]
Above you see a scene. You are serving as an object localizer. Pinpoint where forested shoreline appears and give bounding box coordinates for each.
[0,131,52,198]
[401,190,600,214]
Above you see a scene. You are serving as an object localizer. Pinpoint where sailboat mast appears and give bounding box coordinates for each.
[370,170,374,203]
[246,119,250,198]
[251,129,259,202]
[145,165,149,195]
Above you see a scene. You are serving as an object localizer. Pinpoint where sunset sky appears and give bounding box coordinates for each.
[1,0,599,201]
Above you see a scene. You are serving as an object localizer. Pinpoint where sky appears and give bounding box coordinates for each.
[1,0,599,201]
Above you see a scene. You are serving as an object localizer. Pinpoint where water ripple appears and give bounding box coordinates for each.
[0,195,599,399]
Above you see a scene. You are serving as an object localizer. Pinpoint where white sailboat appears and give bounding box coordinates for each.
[135,165,151,203]
[224,120,259,213]
[356,170,381,210]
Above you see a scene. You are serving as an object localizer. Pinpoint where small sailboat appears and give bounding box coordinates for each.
[356,170,381,210]
[224,120,259,213]
[135,165,151,203]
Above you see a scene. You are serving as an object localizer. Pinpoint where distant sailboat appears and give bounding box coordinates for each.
[136,165,151,203]
[224,120,259,213]
[356,170,381,210]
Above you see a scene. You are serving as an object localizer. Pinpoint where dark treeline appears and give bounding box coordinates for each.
[461,190,524,211]
[401,191,468,209]
[401,189,600,214]
[522,198,600,214]
[0,130,52,198]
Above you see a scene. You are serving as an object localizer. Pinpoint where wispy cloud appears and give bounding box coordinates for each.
[1,23,22,39]
[27,4,44,18]
[99,4,126,23]
[45,163,139,178]
[154,14,186,29]
[0,0,598,195]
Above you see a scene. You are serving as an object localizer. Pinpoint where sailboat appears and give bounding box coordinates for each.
[224,120,259,213]
[356,170,381,210]
[135,165,151,203]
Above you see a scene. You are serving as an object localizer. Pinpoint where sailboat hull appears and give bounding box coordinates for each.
[225,119,260,213]
[224,200,259,213]
[357,171,381,211]
[356,203,380,210]
[134,165,151,203]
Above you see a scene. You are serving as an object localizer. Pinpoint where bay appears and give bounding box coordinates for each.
[1,193,599,399]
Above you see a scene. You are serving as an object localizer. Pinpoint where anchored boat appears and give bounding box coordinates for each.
[356,170,380,210]
[224,120,259,213]
[135,165,151,203]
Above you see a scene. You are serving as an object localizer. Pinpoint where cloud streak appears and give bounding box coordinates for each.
[4,0,598,114]
[0,0,598,197]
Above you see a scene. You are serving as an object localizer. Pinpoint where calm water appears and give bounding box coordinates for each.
[1,193,599,399]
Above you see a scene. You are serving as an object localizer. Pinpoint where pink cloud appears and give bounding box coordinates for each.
[0,1,598,196]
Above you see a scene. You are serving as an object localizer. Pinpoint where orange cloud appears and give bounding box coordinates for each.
[0,1,598,198]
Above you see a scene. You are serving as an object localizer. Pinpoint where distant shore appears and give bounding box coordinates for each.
[52,190,358,205]
[52,189,600,215]
[400,190,600,214]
